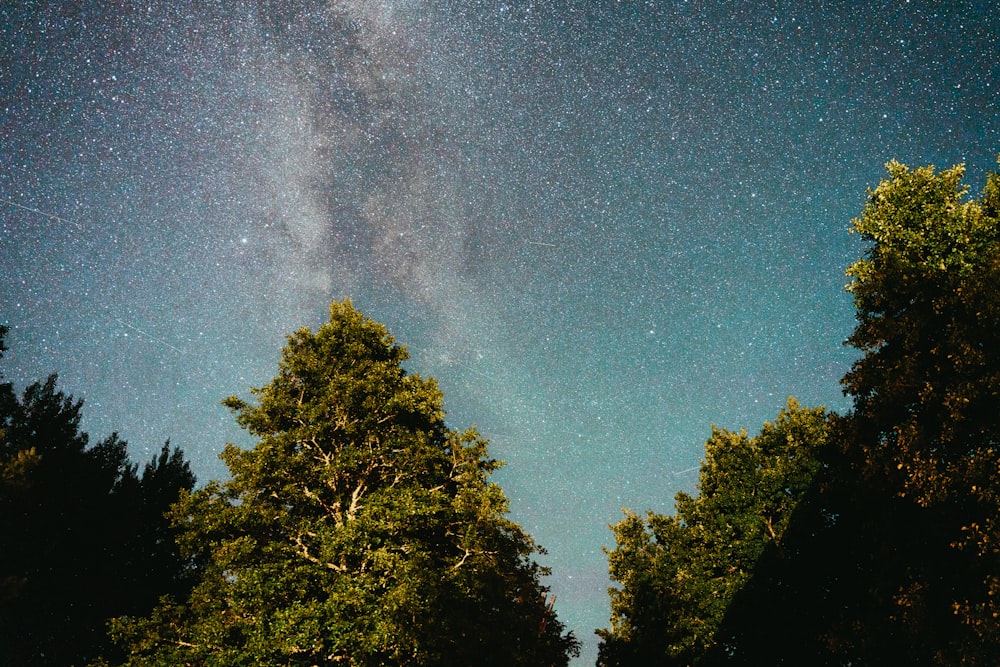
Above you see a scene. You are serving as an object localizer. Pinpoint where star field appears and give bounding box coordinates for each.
[3,2,999,662]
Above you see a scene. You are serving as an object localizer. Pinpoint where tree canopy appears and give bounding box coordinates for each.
[598,158,1000,666]
[596,399,831,666]
[110,300,578,666]
[833,159,1000,663]
[0,325,196,667]
[724,159,1000,666]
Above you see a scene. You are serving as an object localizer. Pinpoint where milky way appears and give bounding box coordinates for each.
[3,2,999,661]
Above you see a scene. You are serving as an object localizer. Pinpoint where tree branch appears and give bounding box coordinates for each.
[293,534,347,572]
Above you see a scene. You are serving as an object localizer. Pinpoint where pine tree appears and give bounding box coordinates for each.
[0,326,195,666]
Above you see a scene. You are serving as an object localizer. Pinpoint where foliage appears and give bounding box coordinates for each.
[0,325,196,666]
[596,399,831,666]
[690,159,1000,666]
[110,300,578,666]
[835,159,1000,663]
[844,160,1000,506]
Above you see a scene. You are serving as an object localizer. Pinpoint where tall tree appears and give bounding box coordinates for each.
[596,399,830,666]
[0,327,196,666]
[111,300,578,666]
[597,160,1000,665]
[836,160,1000,663]
[844,160,1000,505]
[706,160,1000,666]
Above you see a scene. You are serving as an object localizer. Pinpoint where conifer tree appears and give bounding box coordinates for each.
[0,326,195,667]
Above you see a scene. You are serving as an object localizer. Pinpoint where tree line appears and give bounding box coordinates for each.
[598,160,1000,666]
[0,304,578,666]
[2,159,998,665]
[0,332,195,666]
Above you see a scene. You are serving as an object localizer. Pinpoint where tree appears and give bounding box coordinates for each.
[110,300,578,666]
[835,159,1000,663]
[706,160,1000,666]
[0,326,196,666]
[597,159,1000,665]
[844,160,1000,505]
[596,399,831,666]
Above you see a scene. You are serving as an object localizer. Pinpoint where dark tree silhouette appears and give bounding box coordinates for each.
[0,325,196,666]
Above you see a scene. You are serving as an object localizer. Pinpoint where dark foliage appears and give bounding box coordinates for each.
[712,162,1000,665]
[597,400,831,666]
[0,325,196,666]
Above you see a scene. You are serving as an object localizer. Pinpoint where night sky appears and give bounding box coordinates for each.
[2,1,998,662]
